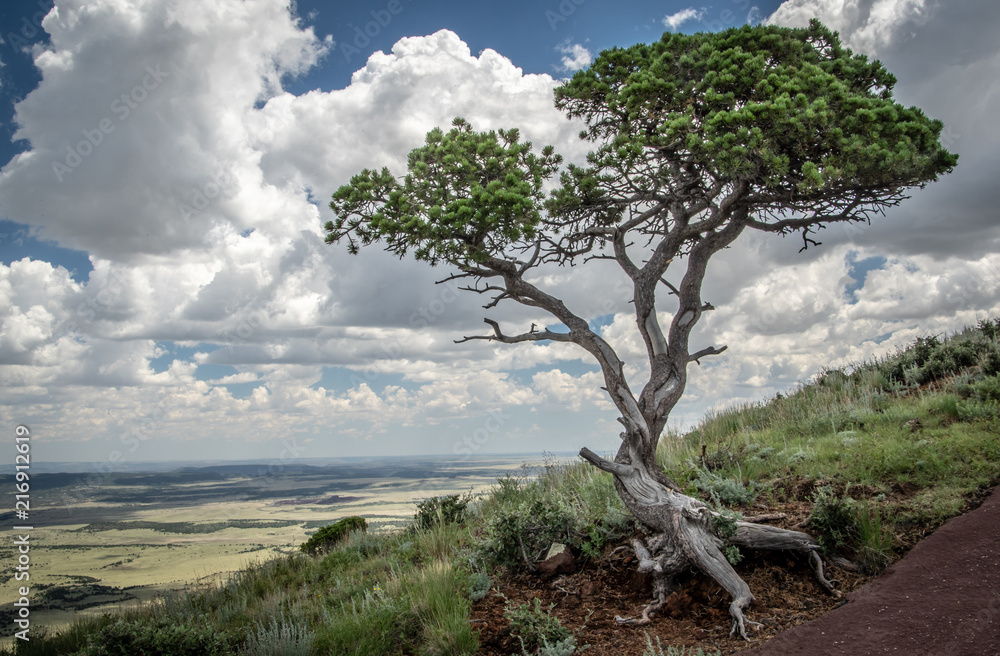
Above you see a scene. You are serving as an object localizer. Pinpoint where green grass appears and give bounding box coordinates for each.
[5,320,999,655]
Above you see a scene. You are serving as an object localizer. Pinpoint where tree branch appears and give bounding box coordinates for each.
[689,345,728,364]
[579,447,635,478]
[454,318,574,344]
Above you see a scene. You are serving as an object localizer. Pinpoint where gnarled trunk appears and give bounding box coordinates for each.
[580,426,837,639]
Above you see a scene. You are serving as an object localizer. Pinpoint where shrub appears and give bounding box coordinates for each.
[477,498,575,569]
[807,486,859,552]
[413,493,472,530]
[969,375,1000,403]
[957,399,1000,422]
[468,571,492,601]
[692,467,761,506]
[642,634,722,656]
[977,317,1000,342]
[73,618,234,656]
[807,487,894,573]
[300,516,367,555]
[239,618,315,656]
[710,511,744,565]
[504,598,574,656]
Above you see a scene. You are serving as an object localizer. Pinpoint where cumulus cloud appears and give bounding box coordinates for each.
[0,0,331,259]
[0,1,599,458]
[663,8,705,30]
[1,0,998,462]
[556,42,592,72]
[766,0,927,53]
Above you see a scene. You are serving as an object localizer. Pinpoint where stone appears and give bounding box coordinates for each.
[537,542,575,579]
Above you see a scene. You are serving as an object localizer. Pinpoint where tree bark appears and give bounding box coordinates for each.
[580,432,836,639]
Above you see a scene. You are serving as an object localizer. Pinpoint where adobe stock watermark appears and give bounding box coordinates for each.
[4,0,52,54]
[218,299,271,352]
[252,436,308,484]
[698,0,759,32]
[64,266,130,334]
[58,396,173,511]
[52,64,171,183]
[337,0,414,64]
[348,279,462,389]
[452,409,510,458]
[176,169,238,221]
[545,0,587,31]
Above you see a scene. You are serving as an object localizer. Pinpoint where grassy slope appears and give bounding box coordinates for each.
[5,321,1000,656]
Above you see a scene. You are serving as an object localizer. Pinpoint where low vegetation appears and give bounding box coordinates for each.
[298,516,367,555]
[4,320,999,655]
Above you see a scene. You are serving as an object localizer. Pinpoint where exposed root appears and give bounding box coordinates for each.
[810,550,840,595]
[581,439,843,640]
[828,554,861,572]
[615,536,684,626]
[729,601,763,640]
[615,574,675,626]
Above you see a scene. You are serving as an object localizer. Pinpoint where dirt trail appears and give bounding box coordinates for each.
[735,488,1000,656]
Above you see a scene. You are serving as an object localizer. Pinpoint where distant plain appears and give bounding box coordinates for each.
[0,454,550,640]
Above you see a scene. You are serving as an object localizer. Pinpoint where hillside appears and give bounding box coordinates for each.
[5,320,1000,656]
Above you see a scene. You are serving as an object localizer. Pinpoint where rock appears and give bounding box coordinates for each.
[538,542,575,580]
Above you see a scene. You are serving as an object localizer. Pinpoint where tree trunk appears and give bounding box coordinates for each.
[580,428,837,640]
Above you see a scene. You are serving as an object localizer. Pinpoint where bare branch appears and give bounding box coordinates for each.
[689,345,728,364]
[454,318,574,344]
[517,239,542,275]
[658,277,680,296]
[579,447,635,478]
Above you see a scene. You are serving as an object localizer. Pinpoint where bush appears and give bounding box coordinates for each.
[300,516,367,555]
[642,634,722,656]
[692,467,761,506]
[413,493,472,530]
[477,498,575,569]
[969,375,1000,403]
[505,598,574,656]
[807,486,859,552]
[468,571,492,601]
[73,618,234,655]
[807,487,894,573]
[239,618,315,656]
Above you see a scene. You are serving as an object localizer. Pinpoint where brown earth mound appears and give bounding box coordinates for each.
[473,489,999,655]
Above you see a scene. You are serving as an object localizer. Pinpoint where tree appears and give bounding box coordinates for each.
[326,21,957,639]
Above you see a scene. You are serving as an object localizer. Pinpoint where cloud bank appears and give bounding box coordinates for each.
[1,0,997,464]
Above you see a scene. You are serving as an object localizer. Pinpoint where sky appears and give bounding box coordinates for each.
[0,0,998,469]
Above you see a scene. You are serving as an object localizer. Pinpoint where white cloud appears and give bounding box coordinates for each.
[1,0,998,463]
[532,369,610,412]
[557,42,592,72]
[663,8,705,30]
[0,0,330,259]
[766,0,927,53]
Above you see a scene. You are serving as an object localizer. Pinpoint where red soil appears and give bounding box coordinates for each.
[472,488,1000,655]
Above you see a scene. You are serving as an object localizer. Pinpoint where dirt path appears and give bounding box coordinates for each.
[735,488,1000,656]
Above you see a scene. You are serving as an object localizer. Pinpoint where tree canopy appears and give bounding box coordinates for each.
[327,20,956,462]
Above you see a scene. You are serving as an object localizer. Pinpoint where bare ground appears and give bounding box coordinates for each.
[472,487,1000,655]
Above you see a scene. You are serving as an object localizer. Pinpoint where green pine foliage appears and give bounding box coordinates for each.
[553,20,956,202]
[327,117,562,265]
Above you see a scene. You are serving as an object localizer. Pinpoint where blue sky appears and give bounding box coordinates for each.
[1,0,998,468]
